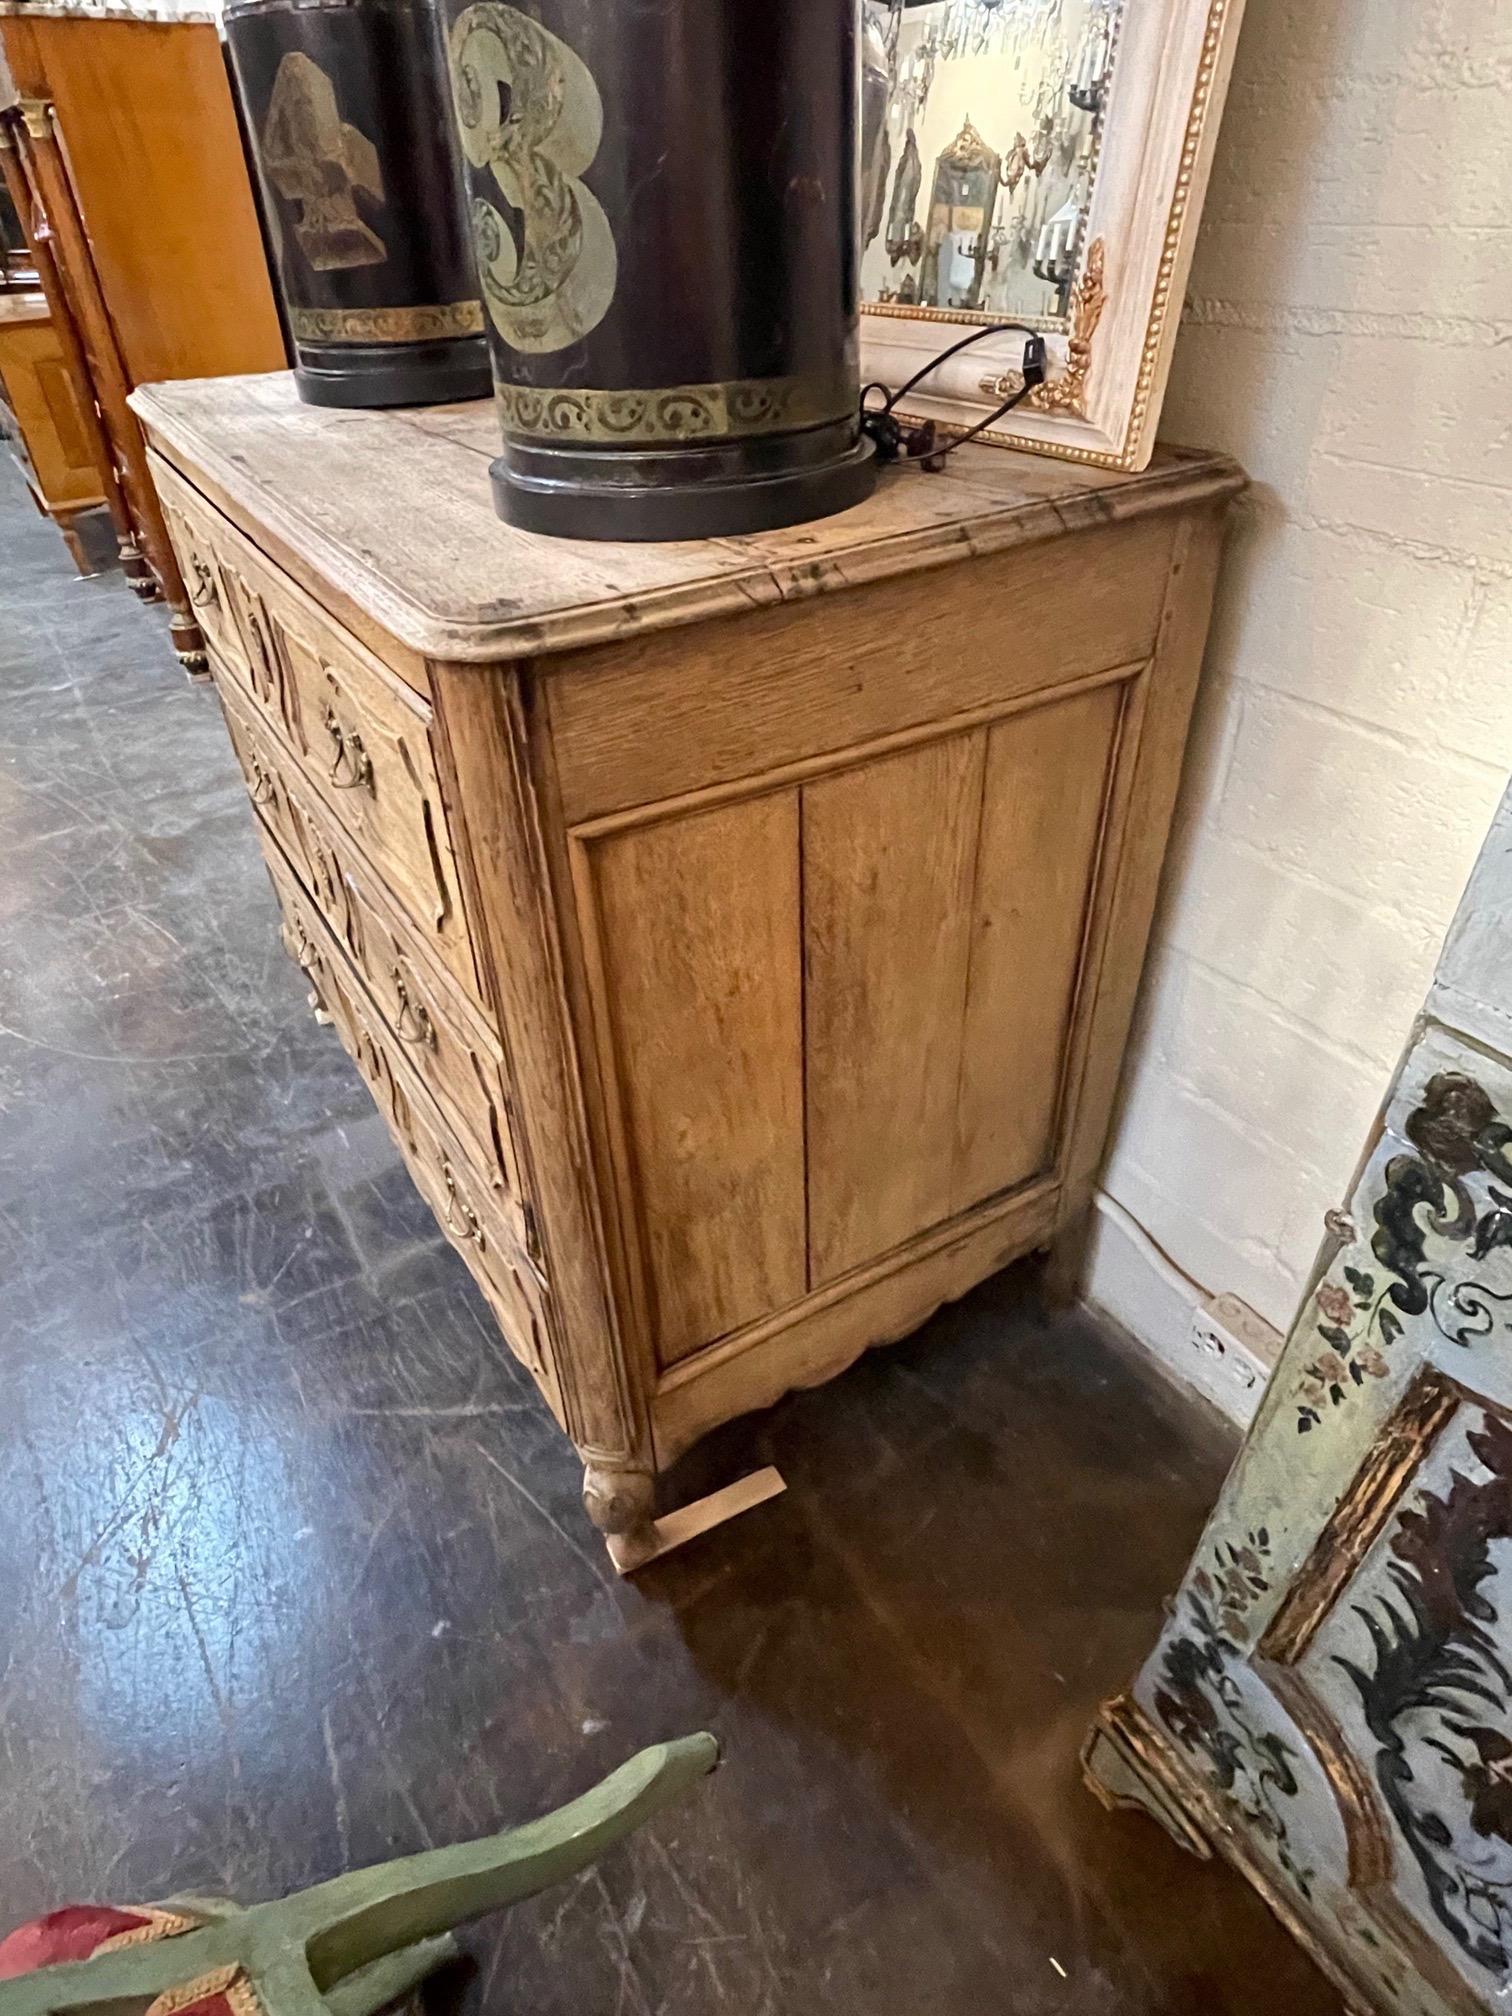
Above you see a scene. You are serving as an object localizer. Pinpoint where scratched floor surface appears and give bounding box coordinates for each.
[0,468,1334,2015]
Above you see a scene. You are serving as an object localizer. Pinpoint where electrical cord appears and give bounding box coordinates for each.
[861,322,1048,472]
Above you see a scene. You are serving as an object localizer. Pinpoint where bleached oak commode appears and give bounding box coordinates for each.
[132,374,1243,1570]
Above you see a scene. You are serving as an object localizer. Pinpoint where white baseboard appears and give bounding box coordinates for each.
[1082,1192,1273,1430]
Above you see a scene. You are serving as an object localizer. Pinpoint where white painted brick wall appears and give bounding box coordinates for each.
[1087,0,1512,1366]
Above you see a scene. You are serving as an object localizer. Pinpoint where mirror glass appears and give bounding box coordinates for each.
[860,0,1122,327]
[0,182,37,290]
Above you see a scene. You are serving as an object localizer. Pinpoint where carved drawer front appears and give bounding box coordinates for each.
[230,561,475,1004]
[154,462,481,1015]
[153,463,249,675]
[221,689,305,865]
[218,680,484,1017]
[269,858,562,1425]
[257,806,530,1254]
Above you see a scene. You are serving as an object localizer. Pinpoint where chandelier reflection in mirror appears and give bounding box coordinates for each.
[860,0,1121,326]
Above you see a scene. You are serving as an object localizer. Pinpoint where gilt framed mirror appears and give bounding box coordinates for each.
[858,0,1247,469]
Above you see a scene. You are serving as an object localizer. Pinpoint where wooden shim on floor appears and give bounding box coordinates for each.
[607,1467,787,1575]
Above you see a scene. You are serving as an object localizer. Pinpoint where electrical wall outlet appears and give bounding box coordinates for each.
[1187,1292,1280,1421]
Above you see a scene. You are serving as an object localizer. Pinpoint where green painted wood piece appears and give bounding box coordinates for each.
[1,1735,719,2016]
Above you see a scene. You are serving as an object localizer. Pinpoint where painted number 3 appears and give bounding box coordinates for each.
[448,3,618,355]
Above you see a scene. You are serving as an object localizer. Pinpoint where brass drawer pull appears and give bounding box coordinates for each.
[305,954,332,1026]
[325,705,375,793]
[280,917,316,973]
[392,964,437,1049]
[189,554,220,609]
[442,1157,486,1251]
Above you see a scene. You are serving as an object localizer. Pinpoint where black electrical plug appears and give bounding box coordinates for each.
[860,325,1051,476]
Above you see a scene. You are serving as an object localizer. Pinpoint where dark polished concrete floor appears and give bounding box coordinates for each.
[0,470,1337,2015]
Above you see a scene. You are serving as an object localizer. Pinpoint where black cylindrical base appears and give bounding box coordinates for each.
[227,0,487,412]
[493,433,877,542]
[294,340,491,409]
[448,0,869,542]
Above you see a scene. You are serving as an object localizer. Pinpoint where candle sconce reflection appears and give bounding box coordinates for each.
[861,0,1119,325]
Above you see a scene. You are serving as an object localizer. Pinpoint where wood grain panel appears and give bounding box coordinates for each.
[431,666,643,1471]
[0,310,102,512]
[954,683,1124,1208]
[587,794,807,1367]
[1043,509,1230,1299]
[651,1178,1058,1464]
[549,513,1172,822]
[804,734,986,1283]
[7,16,284,385]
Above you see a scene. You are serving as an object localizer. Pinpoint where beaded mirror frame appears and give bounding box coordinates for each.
[858,0,1248,470]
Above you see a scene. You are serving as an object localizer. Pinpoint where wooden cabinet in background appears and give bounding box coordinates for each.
[0,8,285,666]
[0,288,102,570]
[134,372,1243,1571]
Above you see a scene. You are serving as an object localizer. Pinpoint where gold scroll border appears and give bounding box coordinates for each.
[145,1967,266,2016]
[290,301,484,345]
[494,370,856,446]
[93,1910,205,1956]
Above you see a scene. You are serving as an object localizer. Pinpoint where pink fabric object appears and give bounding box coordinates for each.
[0,1905,164,1979]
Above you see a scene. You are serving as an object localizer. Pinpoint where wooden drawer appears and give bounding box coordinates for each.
[256,804,532,1257]
[217,672,485,1017]
[155,456,480,1011]
[269,851,562,1424]
[156,464,250,674]
[225,556,475,997]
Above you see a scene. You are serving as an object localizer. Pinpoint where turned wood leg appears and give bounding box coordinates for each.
[122,536,159,599]
[582,1462,659,1574]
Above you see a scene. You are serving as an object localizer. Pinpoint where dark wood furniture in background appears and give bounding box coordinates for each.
[135,372,1242,1572]
[0,8,285,668]
[0,287,103,571]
